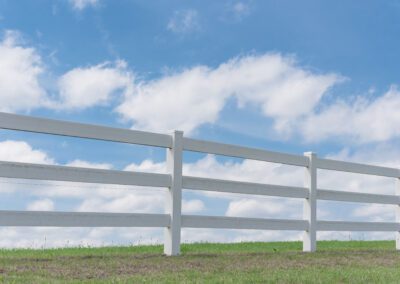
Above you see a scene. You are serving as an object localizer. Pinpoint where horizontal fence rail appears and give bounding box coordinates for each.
[183,176,309,198]
[183,138,309,167]
[317,157,400,178]
[182,215,308,231]
[0,112,172,148]
[0,161,171,187]
[0,112,399,255]
[317,221,400,232]
[317,189,400,205]
[0,211,170,227]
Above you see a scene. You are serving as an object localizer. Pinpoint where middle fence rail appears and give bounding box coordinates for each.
[0,111,399,255]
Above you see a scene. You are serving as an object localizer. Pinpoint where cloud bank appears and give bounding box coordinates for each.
[4,30,400,145]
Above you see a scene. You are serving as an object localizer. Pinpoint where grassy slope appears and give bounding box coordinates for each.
[0,241,399,283]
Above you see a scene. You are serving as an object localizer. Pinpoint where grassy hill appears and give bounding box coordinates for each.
[0,240,399,283]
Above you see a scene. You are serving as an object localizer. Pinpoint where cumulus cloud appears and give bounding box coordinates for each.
[297,85,400,143]
[0,30,47,112]
[3,28,400,146]
[167,9,200,34]
[0,140,54,164]
[0,31,131,113]
[50,54,400,145]
[56,60,132,110]
[53,53,339,136]
[69,0,99,11]
[117,53,341,134]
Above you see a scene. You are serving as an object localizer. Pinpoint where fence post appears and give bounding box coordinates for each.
[303,152,317,252]
[396,178,400,250]
[164,130,183,256]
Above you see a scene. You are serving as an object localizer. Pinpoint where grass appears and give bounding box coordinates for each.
[0,240,399,283]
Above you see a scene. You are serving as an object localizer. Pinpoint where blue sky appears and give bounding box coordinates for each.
[0,0,399,247]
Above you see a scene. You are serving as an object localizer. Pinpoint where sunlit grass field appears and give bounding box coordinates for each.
[0,240,399,283]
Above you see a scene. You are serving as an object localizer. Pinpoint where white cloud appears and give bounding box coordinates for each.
[352,204,395,222]
[167,9,200,34]
[76,193,165,213]
[66,159,113,170]
[27,198,55,211]
[124,159,166,174]
[298,86,400,143]
[225,197,300,218]
[3,28,400,146]
[0,32,348,142]
[0,140,54,194]
[0,30,47,112]
[182,199,205,213]
[69,0,99,11]
[56,61,132,110]
[0,140,54,164]
[117,53,341,134]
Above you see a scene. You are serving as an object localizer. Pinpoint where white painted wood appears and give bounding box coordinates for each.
[183,176,308,198]
[182,215,308,230]
[0,112,172,148]
[0,161,171,187]
[303,152,317,252]
[0,211,170,227]
[316,157,400,178]
[396,178,400,250]
[164,131,183,256]
[183,138,308,167]
[317,189,400,204]
[318,221,400,232]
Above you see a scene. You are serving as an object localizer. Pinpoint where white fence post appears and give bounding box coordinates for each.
[164,130,183,256]
[303,152,317,252]
[396,178,400,250]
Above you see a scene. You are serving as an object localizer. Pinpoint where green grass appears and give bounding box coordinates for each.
[0,240,399,283]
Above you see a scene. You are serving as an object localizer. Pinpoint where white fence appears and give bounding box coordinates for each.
[0,112,400,255]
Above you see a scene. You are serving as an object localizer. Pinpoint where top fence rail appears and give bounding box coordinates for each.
[183,138,309,167]
[1,112,399,178]
[317,157,400,178]
[0,112,172,148]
